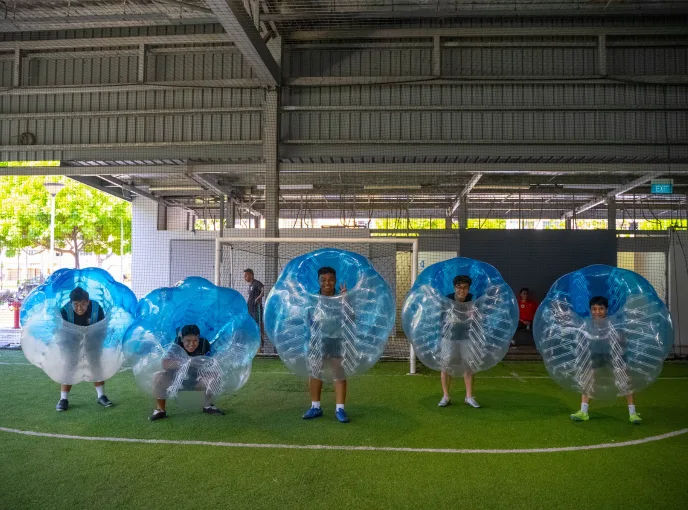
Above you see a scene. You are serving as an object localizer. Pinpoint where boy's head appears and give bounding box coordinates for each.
[179,324,201,353]
[589,296,609,319]
[453,275,472,302]
[519,287,529,300]
[243,269,254,283]
[69,287,90,316]
[318,266,337,296]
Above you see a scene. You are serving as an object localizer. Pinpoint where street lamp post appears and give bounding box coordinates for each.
[43,181,65,273]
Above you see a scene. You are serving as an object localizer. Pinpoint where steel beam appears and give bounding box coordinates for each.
[286,26,688,42]
[448,173,482,216]
[0,34,231,51]
[562,172,663,219]
[205,0,280,85]
[0,15,218,32]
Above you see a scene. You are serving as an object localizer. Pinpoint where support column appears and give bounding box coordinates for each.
[458,201,468,230]
[137,44,146,83]
[432,36,441,77]
[219,195,225,237]
[607,197,616,231]
[228,202,235,229]
[264,88,280,285]
[445,214,453,230]
[13,49,21,87]
[598,35,607,76]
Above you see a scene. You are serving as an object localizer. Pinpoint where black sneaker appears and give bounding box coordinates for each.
[149,409,167,421]
[97,395,113,407]
[203,405,225,416]
[56,398,69,412]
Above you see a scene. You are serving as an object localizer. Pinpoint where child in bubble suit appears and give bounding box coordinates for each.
[149,324,225,421]
[569,296,642,424]
[302,266,351,423]
[437,275,480,409]
[56,286,111,412]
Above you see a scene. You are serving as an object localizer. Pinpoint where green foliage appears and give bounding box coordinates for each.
[373,218,448,230]
[0,176,131,266]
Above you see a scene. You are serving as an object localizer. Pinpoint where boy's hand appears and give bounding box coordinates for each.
[340,283,347,294]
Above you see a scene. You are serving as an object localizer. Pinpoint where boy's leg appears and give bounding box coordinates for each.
[438,371,452,406]
[94,381,112,407]
[463,372,473,398]
[463,372,480,407]
[303,377,324,419]
[334,379,349,423]
[150,398,168,421]
[571,394,590,421]
[626,393,642,423]
[56,384,71,411]
[334,379,347,405]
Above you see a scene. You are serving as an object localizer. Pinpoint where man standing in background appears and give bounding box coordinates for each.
[244,268,265,351]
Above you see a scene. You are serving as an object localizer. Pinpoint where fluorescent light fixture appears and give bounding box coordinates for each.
[256,184,314,190]
[148,186,203,192]
[363,185,422,190]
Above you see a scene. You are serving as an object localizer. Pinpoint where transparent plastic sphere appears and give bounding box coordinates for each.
[402,257,518,376]
[20,268,137,384]
[122,277,259,401]
[533,264,673,399]
[264,248,395,380]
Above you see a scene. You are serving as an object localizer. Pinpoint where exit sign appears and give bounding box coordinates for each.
[651,179,673,194]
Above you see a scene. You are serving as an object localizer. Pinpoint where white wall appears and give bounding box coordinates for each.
[131,197,219,298]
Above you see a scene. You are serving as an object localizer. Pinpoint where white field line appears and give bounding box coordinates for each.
[1,363,688,380]
[1,426,686,454]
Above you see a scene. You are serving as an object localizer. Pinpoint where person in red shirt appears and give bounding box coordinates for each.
[517,288,538,330]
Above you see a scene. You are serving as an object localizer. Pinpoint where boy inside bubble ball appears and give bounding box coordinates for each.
[569,296,642,424]
[149,324,225,421]
[56,286,111,412]
[302,266,351,423]
[437,275,481,409]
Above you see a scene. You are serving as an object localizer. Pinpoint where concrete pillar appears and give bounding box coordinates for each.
[264,88,279,285]
[607,197,616,231]
[228,203,235,229]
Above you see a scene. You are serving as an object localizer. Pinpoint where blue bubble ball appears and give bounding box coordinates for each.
[20,267,137,384]
[402,257,518,376]
[533,264,673,399]
[264,248,395,380]
[122,277,260,401]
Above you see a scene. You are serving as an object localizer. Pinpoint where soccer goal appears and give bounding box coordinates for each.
[214,236,419,373]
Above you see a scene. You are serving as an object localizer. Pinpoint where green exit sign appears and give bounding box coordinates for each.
[651,180,673,194]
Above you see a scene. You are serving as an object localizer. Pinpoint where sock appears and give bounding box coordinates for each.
[581,402,589,413]
[95,386,104,398]
[336,404,345,411]
[628,404,636,415]
[60,391,68,400]
[311,401,321,409]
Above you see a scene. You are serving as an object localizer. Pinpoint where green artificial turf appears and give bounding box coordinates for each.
[1,349,688,509]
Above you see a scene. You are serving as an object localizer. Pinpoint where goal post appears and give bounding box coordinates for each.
[214,236,419,374]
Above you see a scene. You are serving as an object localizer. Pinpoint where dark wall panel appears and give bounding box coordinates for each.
[459,230,617,303]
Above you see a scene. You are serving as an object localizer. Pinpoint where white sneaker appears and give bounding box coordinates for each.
[437,396,451,407]
[464,397,480,408]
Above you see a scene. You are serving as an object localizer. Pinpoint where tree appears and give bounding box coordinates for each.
[0,176,131,268]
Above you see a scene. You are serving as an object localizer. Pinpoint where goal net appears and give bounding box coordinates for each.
[215,235,418,372]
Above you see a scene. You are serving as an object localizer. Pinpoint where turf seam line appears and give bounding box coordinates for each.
[1,426,686,454]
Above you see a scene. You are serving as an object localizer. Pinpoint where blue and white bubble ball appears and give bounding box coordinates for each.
[20,268,137,384]
[123,277,260,402]
[265,248,395,381]
[402,257,518,376]
[534,264,673,399]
